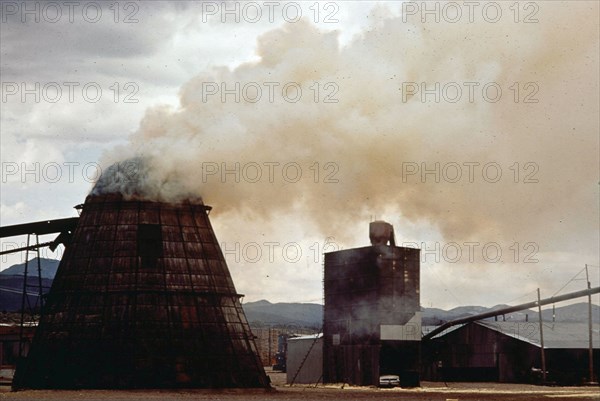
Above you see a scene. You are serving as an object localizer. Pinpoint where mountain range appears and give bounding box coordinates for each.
[0,258,59,312]
[243,300,599,328]
[1,258,598,326]
[0,257,60,279]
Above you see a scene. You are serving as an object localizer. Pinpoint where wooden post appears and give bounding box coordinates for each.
[36,236,43,310]
[537,288,546,383]
[585,265,596,384]
[268,327,271,366]
[18,234,31,359]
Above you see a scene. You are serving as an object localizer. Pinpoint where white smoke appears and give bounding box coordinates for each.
[98,2,598,261]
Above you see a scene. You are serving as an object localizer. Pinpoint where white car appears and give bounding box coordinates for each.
[379,374,400,387]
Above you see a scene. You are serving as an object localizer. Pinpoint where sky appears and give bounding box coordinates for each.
[1,1,598,310]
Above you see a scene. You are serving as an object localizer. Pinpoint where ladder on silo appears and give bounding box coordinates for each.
[290,248,326,386]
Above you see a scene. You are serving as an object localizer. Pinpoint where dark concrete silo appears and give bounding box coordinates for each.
[323,221,421,387]
[13,191,269,389]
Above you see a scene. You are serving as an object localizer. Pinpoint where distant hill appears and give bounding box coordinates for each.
[0,275,53,312]
[542,302,600,323]
[421,303,599,325]
[0,258,59,311]
[0,258,60,279]
[241,301,599,327]
[242,300,323,328]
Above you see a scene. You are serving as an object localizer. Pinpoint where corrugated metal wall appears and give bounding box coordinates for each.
[13,193,269,389]
[422,322,600,384]
[286,336,323,384]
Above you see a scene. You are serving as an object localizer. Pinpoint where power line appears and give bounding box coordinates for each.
[552,266,588,297]
[503,289,538,305]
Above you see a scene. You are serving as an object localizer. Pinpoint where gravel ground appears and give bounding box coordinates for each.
[1,369,598,401]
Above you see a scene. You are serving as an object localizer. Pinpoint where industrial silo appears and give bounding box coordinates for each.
[13,164,269,389]
[323,221,421,387]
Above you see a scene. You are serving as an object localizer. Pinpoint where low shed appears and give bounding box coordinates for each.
[423,321,599,384]
[286,334,323,384]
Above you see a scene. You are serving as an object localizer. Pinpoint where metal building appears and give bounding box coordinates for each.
[323,221,421,387]
[286,334,323,384]
[423,321,600,384]
[0,324,36,385]
[13,191,269,389]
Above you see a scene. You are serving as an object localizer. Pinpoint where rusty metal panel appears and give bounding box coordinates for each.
[115,225,136,241]
[159,208,179,226]
[139,203,160,224]
[178,210,196,226]
[161,225,183,242]
[197,227,215,243]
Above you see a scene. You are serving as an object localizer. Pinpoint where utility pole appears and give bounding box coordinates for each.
[537,288,546,383]
[268,327,272,366]
[585,265,596,384]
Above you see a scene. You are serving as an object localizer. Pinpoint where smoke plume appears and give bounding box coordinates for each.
[100,2,598,250]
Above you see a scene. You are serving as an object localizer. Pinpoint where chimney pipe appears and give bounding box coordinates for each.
[369,221,396,246]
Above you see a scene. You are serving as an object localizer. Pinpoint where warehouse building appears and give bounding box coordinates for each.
[422,320,599,385]
[0,324,35,386]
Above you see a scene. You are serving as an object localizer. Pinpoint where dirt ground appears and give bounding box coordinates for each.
[1,368,598,401]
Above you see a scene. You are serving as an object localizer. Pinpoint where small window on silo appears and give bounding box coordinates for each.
[332,334,340,345]
[138,224,163,267]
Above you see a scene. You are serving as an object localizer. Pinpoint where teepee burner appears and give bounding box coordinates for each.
[14,193,269,389]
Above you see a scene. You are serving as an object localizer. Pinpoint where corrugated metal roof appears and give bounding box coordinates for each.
[288,333,323,341]
[424,324,466,339]
[475,321,600,349]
